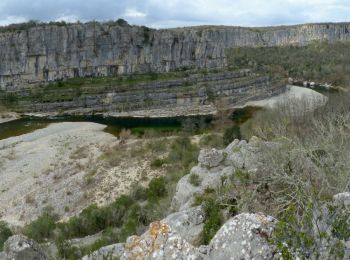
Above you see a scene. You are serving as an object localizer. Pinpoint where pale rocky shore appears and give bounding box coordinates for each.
[239,85,328,109]
[0,122,162,226]
[0,112,19,124]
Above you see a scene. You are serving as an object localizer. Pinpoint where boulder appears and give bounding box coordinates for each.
[171,165,233,211]
[207,213,277,260]
[162,206,205,245]
[198,148,225,168]
[225,138,265,173]
[3,234,49,260]
[333,192,350,206]
[121,221,204,260]
[82,243,124,260]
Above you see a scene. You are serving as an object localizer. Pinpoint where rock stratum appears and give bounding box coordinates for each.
[0,22,350,89]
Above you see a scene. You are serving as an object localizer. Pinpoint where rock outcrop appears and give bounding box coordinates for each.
[85,212,277,260]
[172,137,270,211]
[2,235,49,260]
[122,221,204,260]
[0,22,350,89]
[82,243,125,260]
[83,206,206,259]
[207,213,277,259]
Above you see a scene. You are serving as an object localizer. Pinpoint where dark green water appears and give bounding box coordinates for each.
[0,106,261,141]
[0,115,210,140]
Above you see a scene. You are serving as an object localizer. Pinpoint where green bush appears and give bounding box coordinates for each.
[189,173,201,186]
[24,207,58,242]
[147,177,167,202]
[223,125,241,145]
[202,198,223,244]
[55,232,81,260]
[0,221,12,251]
[130,185,148,201]
[150,158,165,168]
[199,134,224,149]
[167,137,199,167]
[226,41,350,87]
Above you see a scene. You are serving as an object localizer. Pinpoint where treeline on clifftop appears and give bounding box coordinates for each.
[226,41,350,87]
[0,18,131,33]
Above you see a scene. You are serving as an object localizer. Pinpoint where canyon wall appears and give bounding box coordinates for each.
[0,22,350,90]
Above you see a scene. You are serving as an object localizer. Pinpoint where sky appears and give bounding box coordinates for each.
[0,0,349,28]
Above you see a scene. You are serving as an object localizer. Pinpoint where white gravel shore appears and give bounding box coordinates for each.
[238,85,328,109]
[0,122,116,226]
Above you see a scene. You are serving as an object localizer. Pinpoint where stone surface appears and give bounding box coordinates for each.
[207,213,277,260]
[198,148,225,168]
[333,192,350,206]
[171,165,233,211]
[121,221,204,260]
[172,137,270,211]
[118,213,277,260]
[3,234,49,260]
[162,206,205,246]
[82,243,125,260]
[3,69,285,116]
[0,22,350,89]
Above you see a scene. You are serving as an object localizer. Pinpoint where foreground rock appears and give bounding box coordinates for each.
[2,235,49,260]
[82,243,124,260]
[122,221,204,260]
[83,206,205,259]
[207,213,277,259]
[84,212,276,260]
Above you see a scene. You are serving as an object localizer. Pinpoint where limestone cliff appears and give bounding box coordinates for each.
[0,22,350,89]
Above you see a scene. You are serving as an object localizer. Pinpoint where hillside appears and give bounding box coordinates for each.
[0,21,349,90]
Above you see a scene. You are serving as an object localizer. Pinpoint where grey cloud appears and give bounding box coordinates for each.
[0,0,349,28]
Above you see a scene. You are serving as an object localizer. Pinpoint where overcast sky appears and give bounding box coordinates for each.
[0,0,349,28]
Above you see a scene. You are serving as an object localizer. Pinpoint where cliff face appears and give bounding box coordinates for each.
[0,22,350,89]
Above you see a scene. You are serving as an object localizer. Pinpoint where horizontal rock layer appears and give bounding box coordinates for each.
[9,70,285,114]
[0,22,350,89]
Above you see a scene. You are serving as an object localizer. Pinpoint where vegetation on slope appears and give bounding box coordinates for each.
[8,134,199,258]
[226,41,350,87]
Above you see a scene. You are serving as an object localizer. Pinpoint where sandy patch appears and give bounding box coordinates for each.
[237,85,328,110]
[0,112,19,124]
[0,122,163,226]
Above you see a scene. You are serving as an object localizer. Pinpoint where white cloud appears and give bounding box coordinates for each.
[0,16,26,26]
[124,9,147,19]
[55,14,79,23]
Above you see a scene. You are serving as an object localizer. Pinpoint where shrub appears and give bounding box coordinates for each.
[116,18,129,26]
[189,173,201,186]
[271,202,350,259]
[130,185,147,201]
[55,232,81,259]
[0,221,12,251]
[150,158,165,168]
[147,177,167,202]
[199,133,224,148]
[223,125,241,145]
[202,198,223,244]
[24,207,58,242]
[167,137,199,168]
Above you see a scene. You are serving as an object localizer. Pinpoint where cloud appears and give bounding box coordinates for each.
[0,0,349,28]
[124,9,147,19]
[0,16,26,26]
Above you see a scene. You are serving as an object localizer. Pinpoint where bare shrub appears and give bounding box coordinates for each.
[119,128,132,144]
